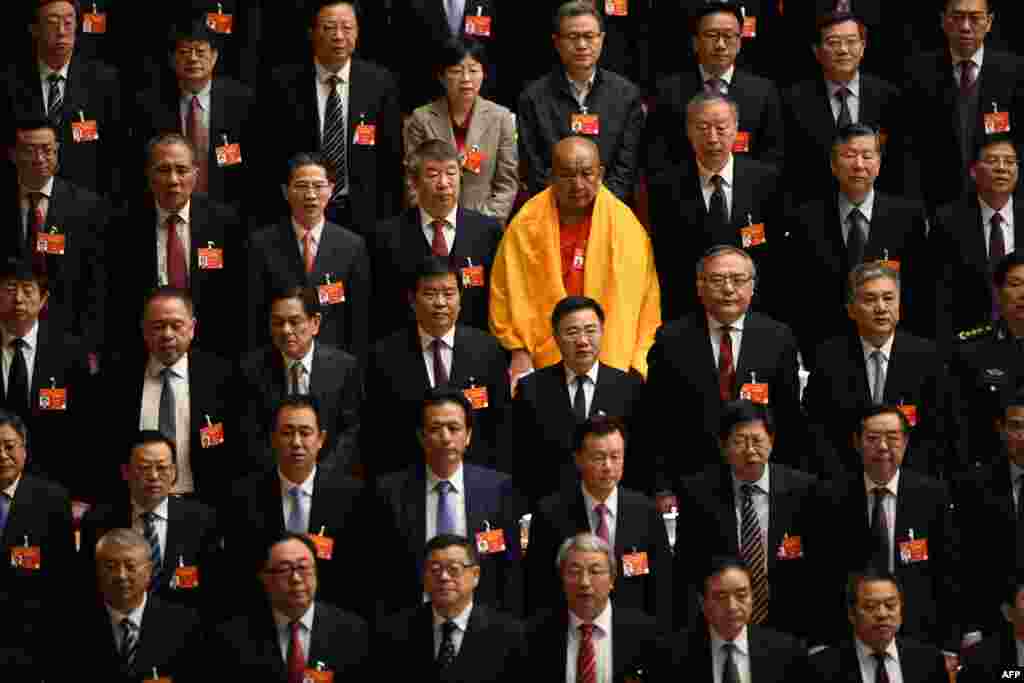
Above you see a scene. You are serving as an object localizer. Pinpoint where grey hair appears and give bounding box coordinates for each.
[686,93,741,125]
[695,245,758,281]
[145,132,198,169]
[847,262,900,304]
[555,532,617,581]
[95,528,153,560]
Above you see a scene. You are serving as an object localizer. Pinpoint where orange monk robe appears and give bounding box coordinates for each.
[489,185,661,377]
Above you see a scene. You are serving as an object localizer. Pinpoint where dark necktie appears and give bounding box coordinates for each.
[26,192,48,275]
[577,624,596,683]
[960,60,977,96]
[573,376,587,422]
[158,367,176,445]
[836,87,853,129]
[290,361,304,394]
[6,338,29,416]
[432,338,448,386]
[990,213,1007,267]
[431,219,449,258]
[709,174,729,230]
[321,75,347,200]
[847,208,867,268]
[871,488,890,571]
[740,484,769,624]
[834,0,852,13]
[46,73,64,122]
[438,619,457,668]
[287,620,305,683]
[722,642,741,683]
[164,215,188,288]
[704,78,726,96]
[873,652,890,683]
[1017,475,1024,521]
[719,326,735,401]
[142,511,163,588]
[869,349,885,405]
[119,618,138,668]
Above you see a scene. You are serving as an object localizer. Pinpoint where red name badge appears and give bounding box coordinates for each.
[605,0,628,16]
[198,247,224,270]
[897,404,918,427]
[880,259,901,272]
[173,565,200,589]
[733,131,751,153]
[462,148,485,174]
[82,12,107,34]
[461,265,485,288]
[572,247,585,271]
[308,534,335,560]
[777,535,803,560]
[622,551,650,577]
[36,232,65,255]
[740,383,769,405]
[72,120,99,143]
[206,12,233,34]
[464,15,492,37]
[741,223,766,248]
[985,111,1010,134]
[353,124,376,146]
[215,143,242,167]
[476,529,506,554]
[464,385,489,409]
[899,538,928,564]
[11,546,41,570]
[742,16,757,38]
[200,422,225,448]
[571,113,600,135]
[318,281,345,305]
[303,670,334,683]
[39,388,67,411]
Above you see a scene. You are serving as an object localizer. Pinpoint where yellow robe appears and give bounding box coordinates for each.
[489,185,661,377]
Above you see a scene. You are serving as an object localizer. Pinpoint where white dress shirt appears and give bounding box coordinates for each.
[860,333,895,402]
[708,313,745,369]
[19,176,55,242]
[839,190,876,246]
[314,59,351,194]
[732,467,770,548]
[827,72,861,124]
[419,326,456,388]
[420,206,459,254]
[566,362,600,418]
[38,61,70,115]
[107,593,147,652]
[710,626,751,683]
[156,201,193,284]
[864,468,900,573]
[1011,462,1024,511]
[132,497,169,569]
[1,321,39,398]
[566,601,613,683]
[284,341,316,395]
[433,601,473,658]
[582,483,618,550]
[567,69,597,110]
[952,46,985,88]
[273,602,315,664]
[140,354,193,493]
[698,154,735,219]
[179,81,212,135]
[979,195,1017,257]
[855,637,903,683]
[292,217,325,267]
[280,466,317,534]
[2,475,22,506]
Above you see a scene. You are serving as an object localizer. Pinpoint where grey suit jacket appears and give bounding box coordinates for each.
[405,96,519,222]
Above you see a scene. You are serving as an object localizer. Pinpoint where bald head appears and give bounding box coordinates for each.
[551,136,604,222]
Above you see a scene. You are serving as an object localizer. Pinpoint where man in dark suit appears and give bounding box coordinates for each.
[525,415,671,628]
[79,431,219,616]
[959,576,1024,681]
[254,0,402,233]
[103,288,236,507]
[808,569,949,682]
[809,407,959,651]
[105,133,242,359]
[786,124,931,360]
[207,532,369,680]
[900,0,1024,212]
[373,533,527,682]
[364,257,507,477]
[804,263,956,479]
[644,246,803,492]
[246,152,370,359]
[653,557,807,682]
[782,11,901,208]
[372,388,523,618]
[225,395,365,615]
[0,1,123,198]
[131,18,254,208]
[646,2,784,178]
[368,139,502,338]
[239,286,360,471]
[674,402,816,638]
[648,93,783,322]
[6,119,105,352]
[524,532,660,680]
[933,134,1022,344]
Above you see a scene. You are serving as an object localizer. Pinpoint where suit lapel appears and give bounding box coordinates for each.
[463,99,493,157]
[406,326,432,396]
[697,318,722,397]
[404,468,428,562]
[715,466,740,553]
[9,180,25,258]
[463,465,486,538]
[163,497,182,570]
[346,61,369,148]
[449,209,476,269]
[308,602,334,667]
[275,220,308,283]
[63,58,84,124]
[846,334,872,405]
[729,158,753,239]
[187,199,204,303]
[881,333,907,405]
[430,97,456,145]
[44,179,68,279]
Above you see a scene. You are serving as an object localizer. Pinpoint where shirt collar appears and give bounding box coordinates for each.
[565,68,597,92]
[839,189,876,222]
[279,464,317,496]
[860,333,896,361]
[565,362,600,387]
[1011,461,1024,484]
[855,636,900,664]
[827,71,861,98]
[39,60,70,81]
[180,80,212,110]
[292,217,326,240]
[979,195,1014,228]
[418,325,457,352]
[272,602,316,632]
[282,339,316,376]
[954,46,985,69]
[2,320,40,352]
[708,312,746,332]
[2,475,22,500]
[419,205,459,231]
[20,176,55,200]
[426,462,465,494]
[131,496,170,522]
[710,625,750,656]
[569,598,612,634]
[107,592,148,628]
[147,353,189,380]
[698,154,735,188]
[699,64,736,85]
[432,601,474,630]
[581,482,619,520]
[864,467,901,496]
[156,200,191,228]
[732,465,771,498]
[315,59,352,84]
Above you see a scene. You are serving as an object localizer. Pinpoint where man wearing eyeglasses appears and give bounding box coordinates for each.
[373,534,527,682]
[901,0,1024,212]
[647,2,784,179]
[208,532,369,679]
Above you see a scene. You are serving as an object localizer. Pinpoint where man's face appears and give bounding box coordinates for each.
[12,128,58,187]
[147,142,197,212]
[415,159,460,219]
[847,276,900,342]
[1001,406,1024,466]
[97,543,153,611]
[124,442,176,510]
[287,164,333,226]
[687,100,737,171]
[555,308,603,375]
[721,420,773,482]
[423,544,480,615]
[561,549,614,622]
[551,144,604,215]
[815,20,865,82]
[832,135,881,198]
[270,297,321,361]
[942,0,992,59]
[261,539,318,617]
[173,40,218,90]
[34,2,76,65]
[0,424,27,490]
[412,273,461,338]
[693,12,741,73]
[973,141,1019,197]
[999,265,1024,328]
[142,296,195,366]
[575,431,624,501]
[857,413,907,485]
[553,14,604,74]
[703,567,752,641]
[697,252,754,324]
[0,280,49,328]
[849,579,902,652]
[420,402,472,475]
[272,406,325,481]
[311,2,358,69]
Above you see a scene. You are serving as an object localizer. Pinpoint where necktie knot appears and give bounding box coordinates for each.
[579,623,594,640]
[741,483,757,499]
[836,86,851,99]
[27,191,45,205]
[993,212,1004,227]
[142,510,156,524]
[10,338,25,351]
[594,502,608,517]
[711,174,724,192]
[290,620,302,635]
[442,619,457,638]
[326,75,341,89]
[165,214,181,231]
[48,73,63,84]
[436,479,453,495]
[290,485,302,501]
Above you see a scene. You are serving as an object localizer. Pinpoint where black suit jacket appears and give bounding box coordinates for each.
[373,602,526,683]
[674,464,817,638]
[254,59,403,233]
[651,624,807,683]
[246,219,370,359]
[524,485,672,629]
[803,331,956,479]
[208,601,369,680]
[644,312,803,487]
[363,324,508,477]
[807,638,948,683]
[809,471,959,649]
[647,155,786,322]
[371,463,525,618]
[959,631,1020,683]
[367,206,502,338]
[782,73,901,206]
[104,195,243,359]
[238,342,360,472]
[646,67,784,178]
[2,175,106,350]
[503,361,642,500]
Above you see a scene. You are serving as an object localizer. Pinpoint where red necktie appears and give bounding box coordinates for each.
[431,220,449,258]
[287,621,305,683]
[165,215,188,288]
[27,192,47,275]
[577,624,596,683]
[303,228,315,274]
[719,326,735,401]
[594,504,609,544]
[960,60,976,96]
[432,338,448,385]
[186,95,209,193]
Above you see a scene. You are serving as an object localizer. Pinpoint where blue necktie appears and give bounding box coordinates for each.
[436,480,456,536]
[287,486,305,533]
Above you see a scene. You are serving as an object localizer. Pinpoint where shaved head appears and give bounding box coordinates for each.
[551,136,604,222]
[553,136,601,168]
